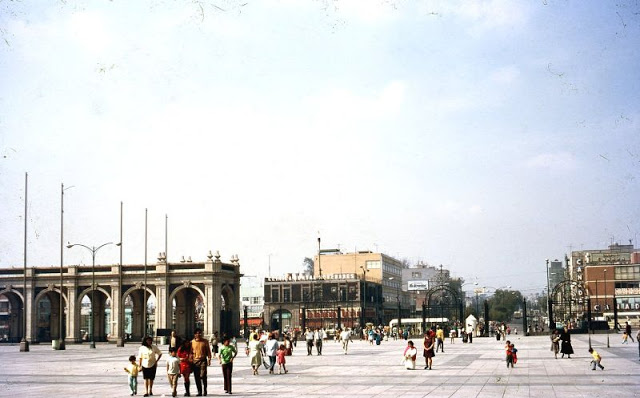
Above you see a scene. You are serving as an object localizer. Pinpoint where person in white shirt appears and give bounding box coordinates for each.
[340,328,353,355]
[314,328,325,355]
[264,333,279,374]
[305,328,314,355]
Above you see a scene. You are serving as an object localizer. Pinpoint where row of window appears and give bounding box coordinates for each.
[615,265,640,280]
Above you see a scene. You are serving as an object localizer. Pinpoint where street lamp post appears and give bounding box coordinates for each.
[604,269,609,348]
[67,242,119,348]
[360,266,368,327]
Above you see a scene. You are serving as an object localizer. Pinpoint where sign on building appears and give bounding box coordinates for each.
[408,280,429,291]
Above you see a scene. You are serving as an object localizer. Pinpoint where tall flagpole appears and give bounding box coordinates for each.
[144,208,148,337]
[20,172,30,352]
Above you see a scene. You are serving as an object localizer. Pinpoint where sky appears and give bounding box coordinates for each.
[1,0,639,294]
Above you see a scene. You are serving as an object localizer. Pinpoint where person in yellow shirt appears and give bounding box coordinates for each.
[588,347,604,370]
[124,355,140,396]
[191,328,212,396]
[435,326,445,353]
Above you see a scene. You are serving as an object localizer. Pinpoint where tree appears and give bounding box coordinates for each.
[487,290,523,322]
[302,257,314,275]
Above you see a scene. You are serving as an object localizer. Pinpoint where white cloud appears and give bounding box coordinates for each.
[490,65,520,84]
[526,152,578,171]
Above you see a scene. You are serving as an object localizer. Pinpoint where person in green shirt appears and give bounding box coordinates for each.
[219,336,237,394]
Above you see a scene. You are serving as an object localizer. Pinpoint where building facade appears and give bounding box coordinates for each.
[572,243,640,328]
[313,250,408,318]
[263,271,387,333]
[0,251,242,344]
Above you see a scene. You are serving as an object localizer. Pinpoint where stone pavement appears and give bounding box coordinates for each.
[1,332,639,397]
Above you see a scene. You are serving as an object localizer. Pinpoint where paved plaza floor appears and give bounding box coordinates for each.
[0,332,639,397]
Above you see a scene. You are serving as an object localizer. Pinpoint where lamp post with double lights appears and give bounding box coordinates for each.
[67,241,120,348]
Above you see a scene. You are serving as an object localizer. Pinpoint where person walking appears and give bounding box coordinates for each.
[124,355,140,396]
[559,326,573,359]
[422,330,435,370]
[588,347,605,370]
[166,347,181,397]
[623,322,634,343]
[435,326,445,353]
[190,328,212,396]
[168,330,181,353]
[177,339,193,396]
[314,328,325,355]
[210,331,220,358]
[219,336,237,395]
[550,329,560,359]
[340,328,353,355]
[305,328,314,355]
[276,344,288,374]
[138,336,163,397]
[264,333,279,375]
[403,340,418,370]
[248,333,263,375]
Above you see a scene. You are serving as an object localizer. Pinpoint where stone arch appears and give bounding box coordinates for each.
[169,284,206,339]
[270,308,293,332]
[0,288,25,343]
[75,286,113,343]
[33,288,68,342]
[220,284,236,337]
[122,285,157,341]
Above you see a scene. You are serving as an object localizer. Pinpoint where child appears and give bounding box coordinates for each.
[403,340,417,370]
[124,355,140,396]
[505,341,515,368]
[276,344,288,374]
[166,347,181,397]
[589,347,604,370]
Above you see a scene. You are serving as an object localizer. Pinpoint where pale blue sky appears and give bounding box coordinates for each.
[1,0,639,293]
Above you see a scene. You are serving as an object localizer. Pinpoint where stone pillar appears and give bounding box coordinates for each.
[25,280,34,343]
[111,284,123,343]
[155,285,167,336]
[204,283,216,337]
[66,265,78,342]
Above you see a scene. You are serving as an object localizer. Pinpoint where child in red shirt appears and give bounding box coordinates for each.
[276,344,288,374]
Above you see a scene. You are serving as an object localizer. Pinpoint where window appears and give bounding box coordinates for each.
[283,288,291,303]
[271,288,279,302]
[412,272,421,278]
[366,260,381,269]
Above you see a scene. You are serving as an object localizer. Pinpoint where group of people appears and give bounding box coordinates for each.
[125,329,237,397]
[245,332,290,375]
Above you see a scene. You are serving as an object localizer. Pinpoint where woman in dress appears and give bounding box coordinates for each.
[559,326,573,358]
[550,329,560,359]
[423,330,435,370]
[248,333,264,375]
[403,340,418,370]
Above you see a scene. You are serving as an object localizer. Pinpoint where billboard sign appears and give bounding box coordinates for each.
[408,280,429,291]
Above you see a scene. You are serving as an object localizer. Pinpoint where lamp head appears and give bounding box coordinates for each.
[116,242,122,247]
[66,244,73,249]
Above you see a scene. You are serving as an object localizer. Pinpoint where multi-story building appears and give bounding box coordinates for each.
[402,263,451,315]
[571,243,640,328]
[240,285,264,334]
[263,272,383,334]
[312,250,407,317]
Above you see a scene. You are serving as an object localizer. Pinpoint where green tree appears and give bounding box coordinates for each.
[302,257,314,275]
[487,290,523,322]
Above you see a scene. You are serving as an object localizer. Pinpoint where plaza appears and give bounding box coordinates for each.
[1,333,639,397]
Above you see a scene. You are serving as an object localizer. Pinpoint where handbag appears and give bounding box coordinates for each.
[263,357,270,370]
